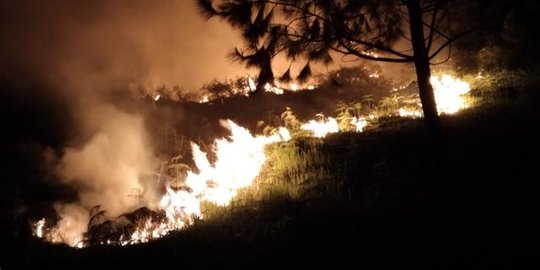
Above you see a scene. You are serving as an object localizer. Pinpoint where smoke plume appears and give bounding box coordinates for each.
[50,104,159,244]
[0,0,245,94]
[1,0,243,241]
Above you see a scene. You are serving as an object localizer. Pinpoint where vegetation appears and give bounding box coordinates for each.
[8,76,540,268]
[4,1,540,269]
[197,0,493,164]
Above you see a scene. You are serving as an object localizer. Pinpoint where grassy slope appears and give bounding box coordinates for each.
[9,92,540,269]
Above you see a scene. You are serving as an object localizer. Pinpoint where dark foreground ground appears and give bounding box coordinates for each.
[2,89,540,269]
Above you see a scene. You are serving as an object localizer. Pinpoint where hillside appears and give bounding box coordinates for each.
[7,89,540,269]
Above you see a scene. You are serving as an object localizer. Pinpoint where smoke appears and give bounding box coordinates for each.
[1,1,239,241]
[56,105,159,214]
[0,0,245,94]
[0,0,415,244]
[50,104,159,243]
[51,203,89,247]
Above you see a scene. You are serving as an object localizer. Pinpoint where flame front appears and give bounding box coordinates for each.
[32,73,476,247]
[128,120,289,245]
[186,120,287,205]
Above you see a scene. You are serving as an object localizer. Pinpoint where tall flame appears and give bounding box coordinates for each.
[397,74,472,117]
[431,74,471,114]
[185,120,287,205]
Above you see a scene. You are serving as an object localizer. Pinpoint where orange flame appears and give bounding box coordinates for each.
[31,73,474,247]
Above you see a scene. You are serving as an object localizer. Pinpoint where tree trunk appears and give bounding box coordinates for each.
[406,0,447,170]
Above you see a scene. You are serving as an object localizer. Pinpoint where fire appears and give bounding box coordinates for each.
[264,83,284,95]
[247,75,257,92]
[119,120,291,245]
[351,117,368,132]
[300,115,368,137]
[34,218,45,238]
[261,80,317,95]
[32,119,293,247]
[31,73,475,248]
[431,74,471,114]
[301,117,339,138]
[289,83,299,91]
[31,115,353,247]
[199,95,209,103]
[185,120,287,205]
[399,108,423,118]
[396,74,472,117]
[124,218,170,245]
[124,120,290,244]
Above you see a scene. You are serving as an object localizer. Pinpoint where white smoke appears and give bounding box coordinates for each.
[52,105,159,243]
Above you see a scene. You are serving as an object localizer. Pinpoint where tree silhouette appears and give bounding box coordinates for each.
[197,0,475,167]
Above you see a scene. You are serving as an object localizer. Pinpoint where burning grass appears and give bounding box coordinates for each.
[16,81,540,269]
[30,73,483,248]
